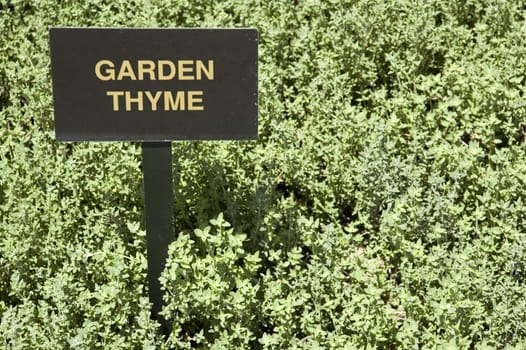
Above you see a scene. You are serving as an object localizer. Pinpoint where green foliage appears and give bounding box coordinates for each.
[2,0,526,348]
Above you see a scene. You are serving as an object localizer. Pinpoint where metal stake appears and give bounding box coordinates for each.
[142,142,174,336]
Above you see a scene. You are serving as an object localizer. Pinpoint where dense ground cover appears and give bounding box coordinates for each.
[1,0,526,348]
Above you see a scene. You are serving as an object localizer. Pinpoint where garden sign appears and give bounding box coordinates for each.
[49,27,258,334]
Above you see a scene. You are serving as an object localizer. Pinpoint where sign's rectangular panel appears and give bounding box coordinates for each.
[49,28,258,141]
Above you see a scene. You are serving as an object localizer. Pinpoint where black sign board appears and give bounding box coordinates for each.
[49,27,258,141]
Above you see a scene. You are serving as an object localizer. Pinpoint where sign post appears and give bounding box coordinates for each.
[49,27,258,335]
[141,142,174,334]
